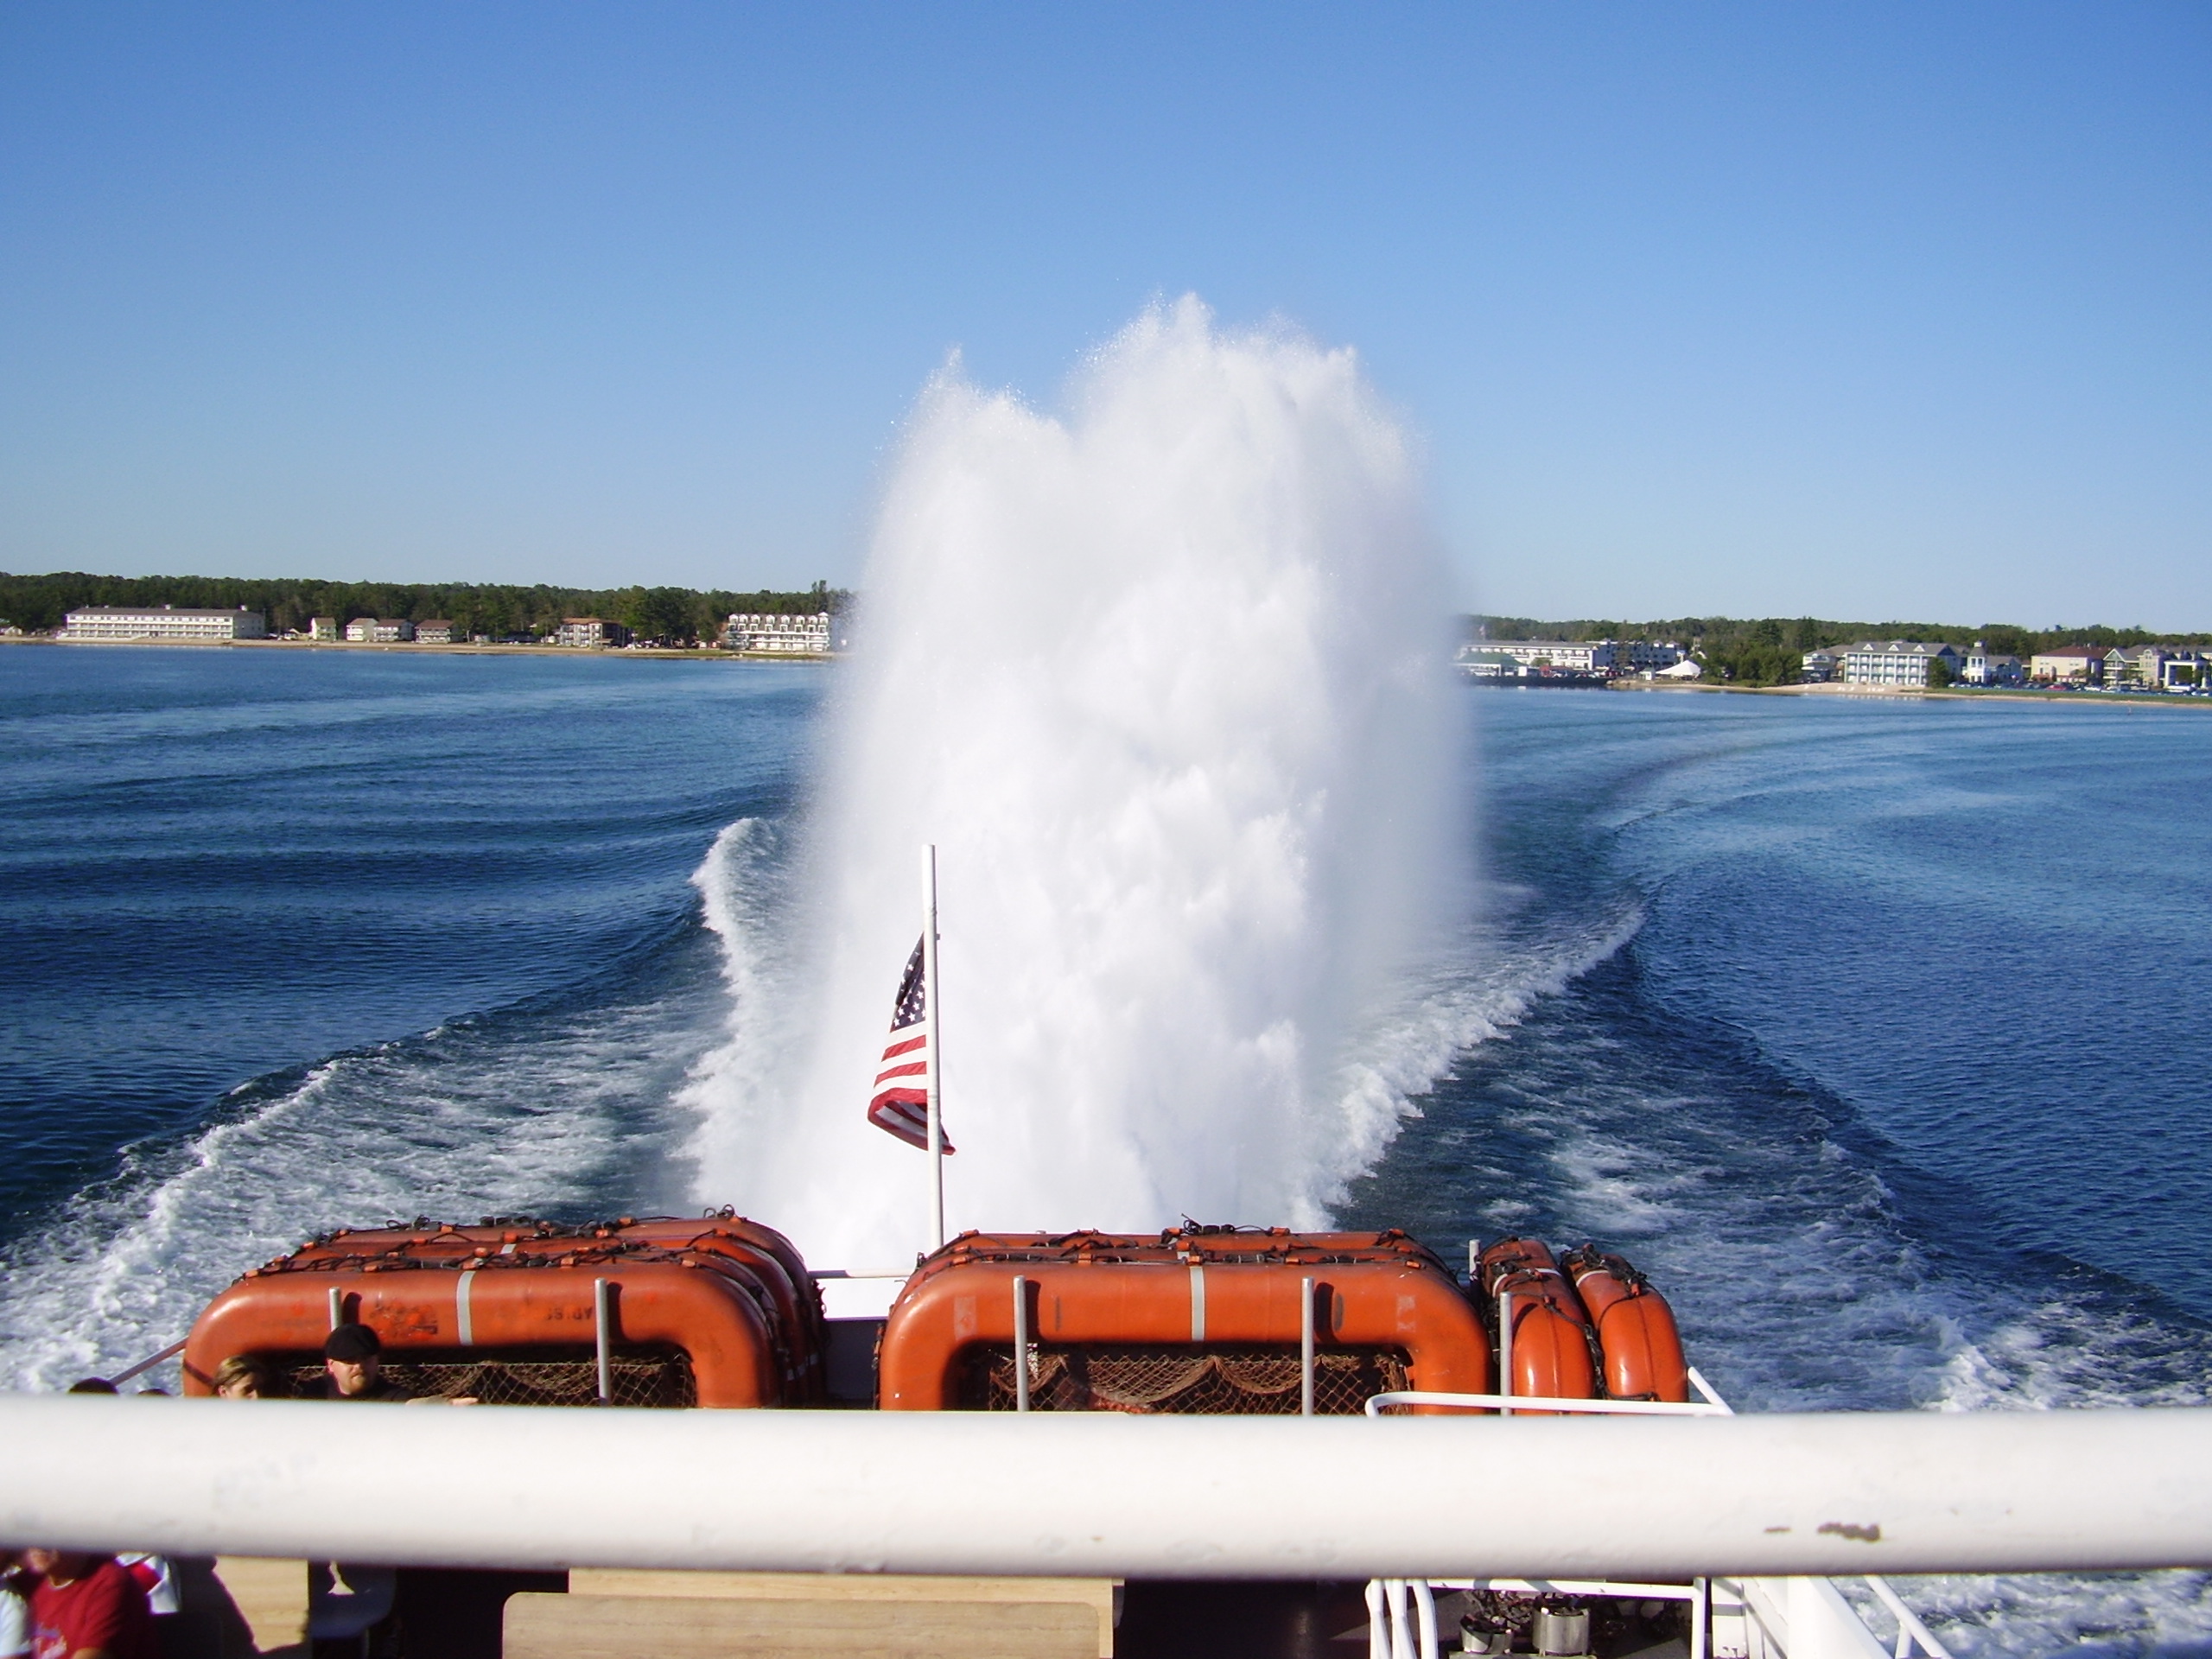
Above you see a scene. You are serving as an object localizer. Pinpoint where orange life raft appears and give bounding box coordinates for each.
[181,1213,823,1408]
[876,1226,1492,1413]
[1478,1237,1598,1410]
[1561,1243,1689,1402]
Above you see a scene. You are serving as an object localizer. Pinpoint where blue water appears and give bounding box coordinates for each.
[4,650,2211,1656]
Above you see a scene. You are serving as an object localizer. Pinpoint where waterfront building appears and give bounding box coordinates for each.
[723,612,831,653]
[1482,639,1619,672]
[1456,649,1524,681]
[2158,650,2208,689]
[308,617,339,642]
[1801,649,1840,683]
[345,618,416,643]
[2103,645,2209,689]
[414,620,458,645]
[61,606,267,642]
[2029,646,2104,683]
[1620,641,1683,670]
[1840,640,1960,687]
[554,617,630,648]
[1959,643,2024,687]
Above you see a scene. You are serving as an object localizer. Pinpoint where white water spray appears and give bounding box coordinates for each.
[686,298,1460,1264]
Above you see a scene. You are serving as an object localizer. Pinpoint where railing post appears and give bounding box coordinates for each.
[1497,1290,1514,1417]
[1365,1580,1389,1659]
[327,1287,344,1332]
[1013,1275,1030,1414]
[1411,1579,1440,1659]
[1300,1276,1316,1418]
[593,1278,614,1405]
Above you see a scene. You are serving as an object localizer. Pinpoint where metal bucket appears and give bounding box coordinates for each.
[1534,1606,1591,1656]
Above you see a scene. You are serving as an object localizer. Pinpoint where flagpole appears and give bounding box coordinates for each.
[921,842,944,1249]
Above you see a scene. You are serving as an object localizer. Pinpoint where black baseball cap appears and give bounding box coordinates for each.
[323,1325,383,1362]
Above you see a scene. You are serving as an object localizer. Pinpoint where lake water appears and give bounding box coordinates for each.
[3,646,2208,1656]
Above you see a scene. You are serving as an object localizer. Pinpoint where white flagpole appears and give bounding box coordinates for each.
[921,842,944,1249]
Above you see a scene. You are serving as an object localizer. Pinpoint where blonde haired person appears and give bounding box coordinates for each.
[211,1357,273,1400]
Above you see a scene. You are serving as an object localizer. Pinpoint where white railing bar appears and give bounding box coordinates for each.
[1300,1275,1317,1419]
[111,1339,188,1387]
[1012,1275,1030,1414]
[1497,1288,1514,1417]
[1412,1579,1438,1659]
[1367,1390,1730,1417]
[809,1269,916,1281]
[9,1396,2212,1579]
[1688,1368,1734,1413]
[592,1278,613,1405]
[1365,1580,1389,1659]
[1864,1575,1952,1659]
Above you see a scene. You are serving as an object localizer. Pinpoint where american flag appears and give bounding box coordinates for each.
[868,938,953,1153]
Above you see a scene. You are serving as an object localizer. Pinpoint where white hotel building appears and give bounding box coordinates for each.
[62,606,267,641]
[1483,639,1618,672]
[1840,640,1960,687]
[724,612,832,653]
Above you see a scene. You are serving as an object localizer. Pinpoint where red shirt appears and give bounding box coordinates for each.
[29,1562,155,1659]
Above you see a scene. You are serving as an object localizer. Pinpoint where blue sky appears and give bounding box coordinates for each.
[3,3,2207,625]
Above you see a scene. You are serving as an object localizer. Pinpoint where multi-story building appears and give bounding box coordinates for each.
[2104,645,2209,689]
[1620,641,1684,671]
[1840,641,1961,687]
[723,612,832,653]
[554,617,630,648]
[414,620,458,645]
[1455,649,1526,682]
[2029,646,2104,683]
[61,606,267,642]
[1801,649,1841,683]
[1482,639,1618,673]
[345,618,416,643]
[308,617,340,642]
[2158,650,2208,690]
[1958,643,2024,687]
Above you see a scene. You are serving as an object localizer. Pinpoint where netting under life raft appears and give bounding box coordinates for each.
[281,1348,697,1408]
[958,1343,1409,1414]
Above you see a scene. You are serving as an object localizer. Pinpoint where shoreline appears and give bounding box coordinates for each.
[0,635,830,663]
[1605,677,2212,708]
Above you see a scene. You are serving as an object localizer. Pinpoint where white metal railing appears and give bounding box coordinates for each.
[1366,1389,1732,1418]
[9,1395,2211,1578]
[1368,1579,1439,1659]
[1859,1576,1954,1659]
[1360,1370,1957,1659]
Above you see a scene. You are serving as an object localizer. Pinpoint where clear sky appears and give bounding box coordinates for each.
[3,3,2207,626]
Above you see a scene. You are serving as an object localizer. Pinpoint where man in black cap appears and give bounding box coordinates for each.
[316,1325,411,1402]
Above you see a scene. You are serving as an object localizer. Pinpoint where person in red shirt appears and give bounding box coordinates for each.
[19,1554,154,1659]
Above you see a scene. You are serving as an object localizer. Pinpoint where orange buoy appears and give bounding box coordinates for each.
[1561,1244,1688,1403]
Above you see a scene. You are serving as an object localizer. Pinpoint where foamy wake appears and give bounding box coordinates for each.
[681,298,1462,1264]
[0,973,709,1391]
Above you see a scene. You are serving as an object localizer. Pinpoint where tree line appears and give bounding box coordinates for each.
[0,572,850,645]
[1466,613,2212,688]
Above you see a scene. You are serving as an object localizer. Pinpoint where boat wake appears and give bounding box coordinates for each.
[0,944,715,1391]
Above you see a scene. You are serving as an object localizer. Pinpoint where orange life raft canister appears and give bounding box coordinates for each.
[180,1214,823,1408]
[876,1226,1492,1413]
[1560,1243,1689,1402]
[1478,1236,1598,1410]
